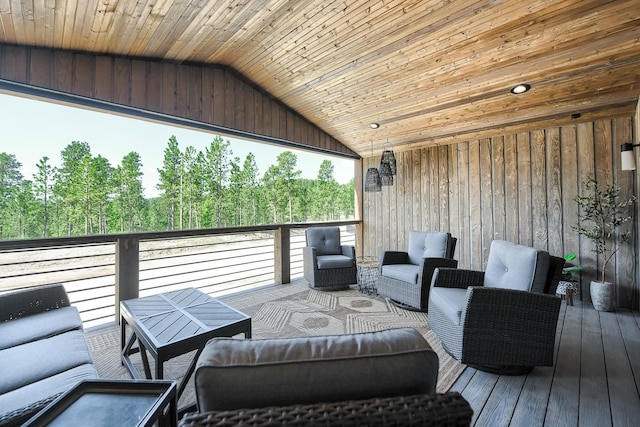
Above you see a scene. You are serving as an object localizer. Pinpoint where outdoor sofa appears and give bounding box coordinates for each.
[0,284,98,426]
[180,327,473,426]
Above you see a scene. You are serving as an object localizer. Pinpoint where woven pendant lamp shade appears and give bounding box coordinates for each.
[379,159,393,186]
[365,167,382,192]
[381,150,397,175]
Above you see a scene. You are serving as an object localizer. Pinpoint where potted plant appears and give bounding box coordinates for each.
[572,175,636,311]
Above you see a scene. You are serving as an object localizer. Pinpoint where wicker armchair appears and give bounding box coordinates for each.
[303,226,357,290]
[428,240,564,375]
[378,231,458,311]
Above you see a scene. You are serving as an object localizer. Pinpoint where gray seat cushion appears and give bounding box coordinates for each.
[429,287,468,326]
[381,264,420,284]
[316,254,354,269]
[194,328,439,412]
[306,227,342,255]
[407,231,450,265]
[0,306,82,350]
[0,330,94,394]
[0,364,97,414]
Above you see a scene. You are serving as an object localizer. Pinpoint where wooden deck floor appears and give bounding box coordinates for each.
[450,300,640,427]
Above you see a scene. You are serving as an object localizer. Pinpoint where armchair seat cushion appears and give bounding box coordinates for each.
[429,287,467,326]
[381,264,420,284]
[316,254,354,269]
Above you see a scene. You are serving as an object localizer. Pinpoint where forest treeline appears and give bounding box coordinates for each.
[0,135,355,239]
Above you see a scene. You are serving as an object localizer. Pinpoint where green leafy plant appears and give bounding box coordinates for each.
[572,176,636,284]
[560,253,582,281]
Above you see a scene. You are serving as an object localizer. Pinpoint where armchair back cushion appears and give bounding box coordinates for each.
[306,226,341,256]
[484,240,550,292]
[407,231,451,265]
[194,328,438,412]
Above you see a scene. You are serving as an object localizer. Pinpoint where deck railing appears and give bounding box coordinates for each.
[0,221,359,328]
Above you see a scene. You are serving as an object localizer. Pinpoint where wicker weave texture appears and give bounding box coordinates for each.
[0,284,70,322]
[179,392,472,427]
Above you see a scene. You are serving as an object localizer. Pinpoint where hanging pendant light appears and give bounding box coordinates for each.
[381,149,397,176]
[365,167,382,191]
[379,157,393,186]
[364,141,382,192]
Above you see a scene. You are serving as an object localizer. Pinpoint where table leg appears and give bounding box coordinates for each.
[139,341,152,379]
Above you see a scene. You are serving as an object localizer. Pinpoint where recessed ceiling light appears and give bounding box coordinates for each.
[369,123,380,129]
[510,84,531,94]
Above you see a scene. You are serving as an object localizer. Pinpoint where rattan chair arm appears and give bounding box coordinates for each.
[460,287,562,366]
[380,251,409,266]
[0,393,62,427]
[0,284,70,322]
[431,268,484,290]
[179,392,472,427]
[341,245,356,260]
[302,246,318,270]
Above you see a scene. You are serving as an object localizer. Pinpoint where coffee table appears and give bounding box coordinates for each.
[120,288,251,408]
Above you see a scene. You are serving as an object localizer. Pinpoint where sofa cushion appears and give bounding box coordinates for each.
[407,231,450,265]
[0,330,94,394]
[316,254,354,269]
[194,327,439,412]
[306,227,341,256]
[0,363,97,415]
[484,240,548,292]
[0,306,82,350]
[381,264,420,284]
[429,287,468,326]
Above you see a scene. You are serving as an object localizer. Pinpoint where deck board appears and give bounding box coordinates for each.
[545,305,582,426]
[579,307,611,427]
[600,311,640,426]
[452,301,640,426]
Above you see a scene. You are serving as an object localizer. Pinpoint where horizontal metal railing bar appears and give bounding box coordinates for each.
[0,220,360,250]
[0,222,359,328]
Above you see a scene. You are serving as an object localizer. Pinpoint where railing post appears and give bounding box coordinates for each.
[274,225,291,284]
[115,237,140,321]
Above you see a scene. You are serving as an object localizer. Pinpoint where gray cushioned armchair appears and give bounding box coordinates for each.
[303,226,357,291]
[428,240,564,375]
[378,231,458,311]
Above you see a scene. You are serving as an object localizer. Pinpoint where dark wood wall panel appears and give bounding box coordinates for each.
[362,117,639,310]
[0,44,357,158]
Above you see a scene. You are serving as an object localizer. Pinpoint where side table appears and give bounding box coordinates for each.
[23,379,177,427]
[357,256,379,295]
[556,280,580,306]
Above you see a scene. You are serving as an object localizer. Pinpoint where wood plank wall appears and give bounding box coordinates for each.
[0,44,357,158]
[363,118,639,310]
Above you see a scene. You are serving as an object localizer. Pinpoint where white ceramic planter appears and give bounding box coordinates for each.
[590,281,614,311]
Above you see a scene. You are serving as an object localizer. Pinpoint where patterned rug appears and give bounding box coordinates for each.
[85,282,465,409]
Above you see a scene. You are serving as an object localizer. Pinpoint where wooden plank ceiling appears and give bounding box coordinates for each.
[1,0,639,157]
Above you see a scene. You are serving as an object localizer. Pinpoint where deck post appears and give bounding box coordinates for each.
[115,237,140,321]
[274,225,291,284]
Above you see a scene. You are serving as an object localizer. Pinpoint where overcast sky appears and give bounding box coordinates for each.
[0,93,355,198]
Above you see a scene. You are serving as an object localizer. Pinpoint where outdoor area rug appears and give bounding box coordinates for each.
[85,281,465,409]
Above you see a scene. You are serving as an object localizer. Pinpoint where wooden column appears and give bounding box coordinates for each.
[354,159,364,257]
[115,237,140,321]
[274,226,291,284]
